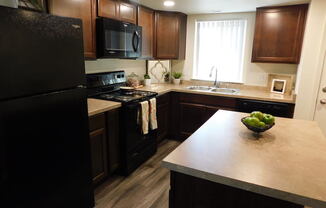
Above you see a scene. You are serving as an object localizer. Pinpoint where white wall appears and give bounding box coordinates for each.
[85,59,146,76]
[0,0,18,8]
[294,0,326,120]
[172,12,298,87]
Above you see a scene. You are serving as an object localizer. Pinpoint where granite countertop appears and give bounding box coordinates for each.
[162,110,326,208]
[87,99,121,117]
[140,84,296,104]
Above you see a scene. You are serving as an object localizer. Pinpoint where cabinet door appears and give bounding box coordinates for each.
[155,12,179,59]
[138,6,154,59]
[89,113,108,186]
[157,94,170,143]
[98,0,119,20]
[252,4,308,64]
[48,0,97,59]
[119,2,137,24]
[179,103,206,140]
[90,128,108,185]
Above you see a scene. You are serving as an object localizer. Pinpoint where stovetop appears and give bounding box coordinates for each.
[95,90,158,103]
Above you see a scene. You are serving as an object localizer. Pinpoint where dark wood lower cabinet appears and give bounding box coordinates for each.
[89,113,108,185]
[170,92,295,141]
[169,171,303,208]
[89,109,120,186]
[179,103,206,140]
[173,93,238,141]
[157,93,170,143]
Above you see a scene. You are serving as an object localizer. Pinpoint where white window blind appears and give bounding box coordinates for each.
[193,20,247,83]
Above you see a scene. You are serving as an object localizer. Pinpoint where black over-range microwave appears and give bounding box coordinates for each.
[97,18,142,59]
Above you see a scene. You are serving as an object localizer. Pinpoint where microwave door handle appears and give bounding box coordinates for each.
[132,31,140,52]
[135,31,140,51]
[132,31,137,52]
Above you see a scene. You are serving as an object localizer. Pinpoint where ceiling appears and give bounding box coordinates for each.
[131,0,310,14]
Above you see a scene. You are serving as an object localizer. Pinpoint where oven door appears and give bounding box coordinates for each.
[121,102,156,152]
[97,18,142,59]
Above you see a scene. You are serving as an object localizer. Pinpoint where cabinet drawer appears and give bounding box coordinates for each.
[179,93,237,109]
[89,113,105,131]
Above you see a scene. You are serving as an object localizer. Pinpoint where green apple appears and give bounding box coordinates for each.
[256,121,266,128]
[244,116,261,127]
[250,111,264,121]
[262,114,275,125]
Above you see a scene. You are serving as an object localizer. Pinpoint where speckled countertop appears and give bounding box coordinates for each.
[162,110,326,208]
[87,99,121,117]
[140,84,296,104]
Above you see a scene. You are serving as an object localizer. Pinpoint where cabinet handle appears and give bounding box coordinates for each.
[323,87,326,93]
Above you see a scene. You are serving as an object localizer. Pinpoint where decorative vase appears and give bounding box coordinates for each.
[173,79,181,85]
[144,79,152,86]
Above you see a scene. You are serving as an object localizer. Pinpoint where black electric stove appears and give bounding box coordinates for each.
[97,90,157,103]
[87,71,158,176]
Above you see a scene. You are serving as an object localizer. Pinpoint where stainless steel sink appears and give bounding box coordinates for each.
[210,88,239,94]
[186,86,212,91]
[186,86,239,94]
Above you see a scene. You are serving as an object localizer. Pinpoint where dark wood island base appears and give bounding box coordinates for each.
[169,171,304,208]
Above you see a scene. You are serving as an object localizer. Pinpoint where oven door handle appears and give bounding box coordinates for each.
[132,31,140,52]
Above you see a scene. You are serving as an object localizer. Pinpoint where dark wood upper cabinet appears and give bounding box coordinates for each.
[98,0,119,20]
[154,11,187,60]
[138,6,155,59]
[98,0,137,24]
[252,4,308,64]
[119,2,137,24]
[48,0,97,59]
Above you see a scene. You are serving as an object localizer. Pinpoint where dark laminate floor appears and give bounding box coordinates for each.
[94,140,180,208]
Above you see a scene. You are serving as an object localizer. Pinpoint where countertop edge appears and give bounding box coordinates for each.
[161,160,325,208]
[151,87,296,104]
[88,101,121,117]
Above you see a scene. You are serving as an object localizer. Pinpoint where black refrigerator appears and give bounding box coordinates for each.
[0,6,94,208]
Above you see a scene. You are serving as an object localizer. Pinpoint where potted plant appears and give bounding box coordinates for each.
[144,74,151,86]
[172,72,182,85]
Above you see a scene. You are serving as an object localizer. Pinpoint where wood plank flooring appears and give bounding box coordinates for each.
[94,140,180,208]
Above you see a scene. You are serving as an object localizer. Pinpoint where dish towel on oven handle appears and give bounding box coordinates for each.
[140,101,149,134]
[149,98,158,130]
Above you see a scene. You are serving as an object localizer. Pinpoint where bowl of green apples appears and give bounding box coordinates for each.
[241,111,275,133]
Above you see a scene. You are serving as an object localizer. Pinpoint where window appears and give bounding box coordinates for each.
[193,19,247,83]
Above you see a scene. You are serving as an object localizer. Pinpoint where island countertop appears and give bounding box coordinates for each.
[162,110,326,208]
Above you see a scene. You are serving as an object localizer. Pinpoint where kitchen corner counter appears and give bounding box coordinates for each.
[87,99,121,117]
[140,84,296,104]
[162,110,326,208]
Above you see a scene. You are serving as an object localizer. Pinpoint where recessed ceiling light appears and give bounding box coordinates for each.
[164,1,175,7]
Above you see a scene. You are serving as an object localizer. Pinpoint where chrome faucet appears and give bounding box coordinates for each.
[209,66,220,88]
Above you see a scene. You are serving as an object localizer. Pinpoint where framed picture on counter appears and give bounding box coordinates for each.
[271,79,287,94]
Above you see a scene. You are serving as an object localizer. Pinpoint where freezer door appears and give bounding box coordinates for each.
[0,6,86,100]
[0,89,94,208]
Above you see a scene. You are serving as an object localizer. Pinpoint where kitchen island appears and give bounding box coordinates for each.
[162,111,326,208]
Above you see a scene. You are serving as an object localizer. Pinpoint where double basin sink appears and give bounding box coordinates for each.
[186,86,239,94]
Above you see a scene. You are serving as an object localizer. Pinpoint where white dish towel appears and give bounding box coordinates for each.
[149,98,158,130]
[140,101,149,134]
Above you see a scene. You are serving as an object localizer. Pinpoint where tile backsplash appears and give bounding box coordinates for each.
[85,59,146,77]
